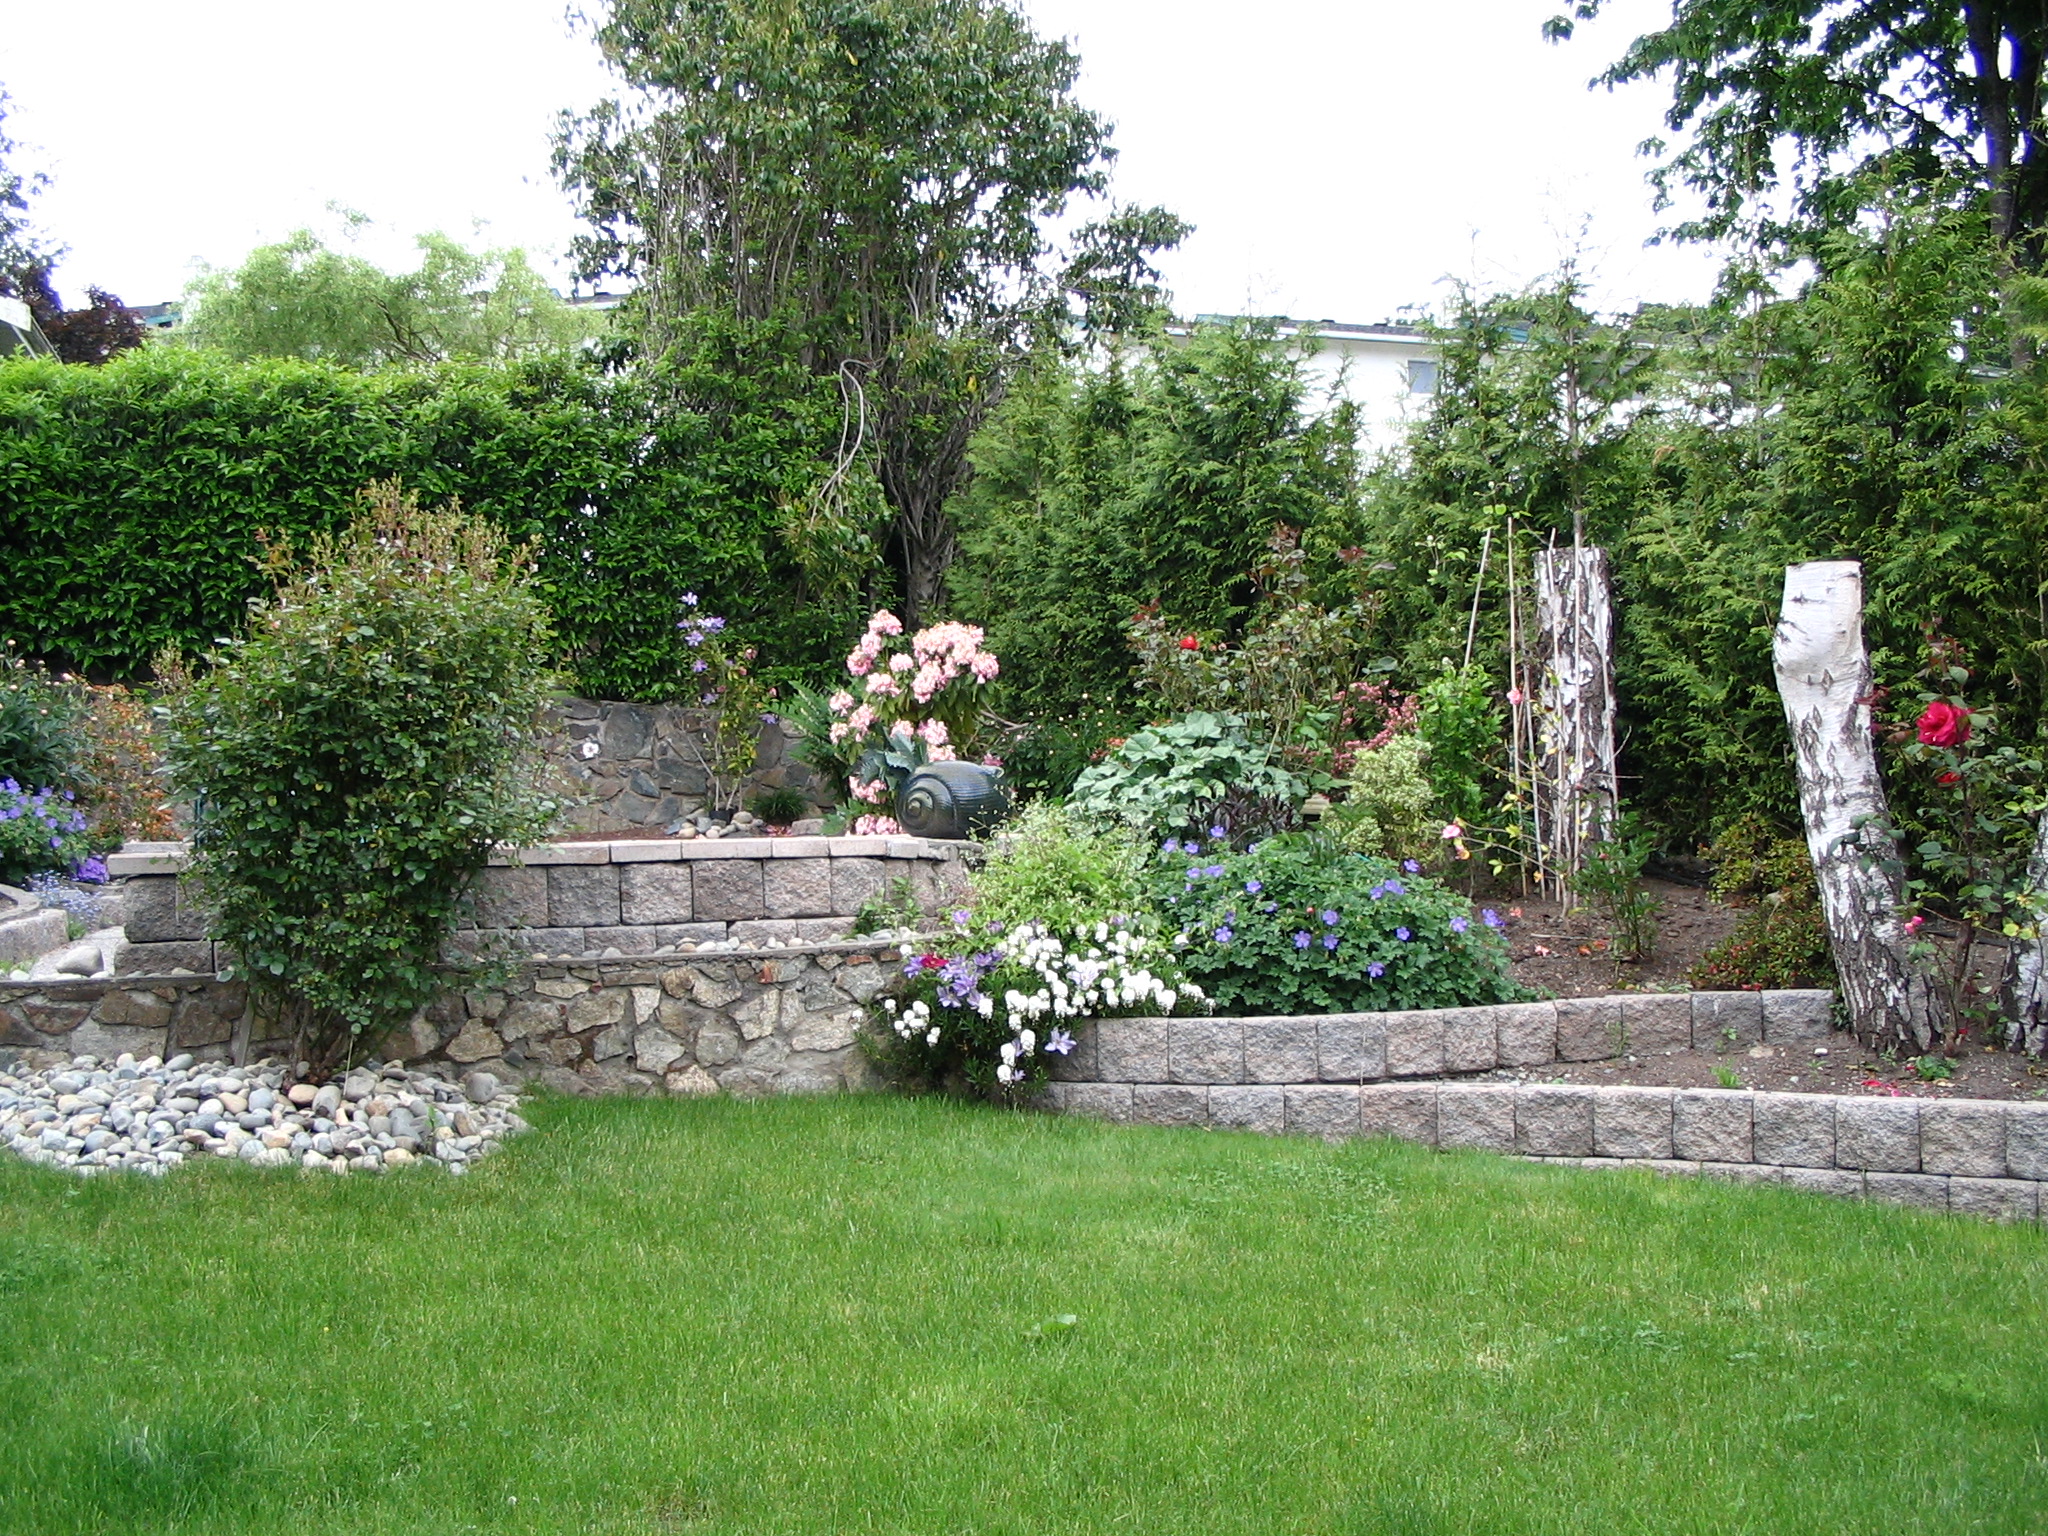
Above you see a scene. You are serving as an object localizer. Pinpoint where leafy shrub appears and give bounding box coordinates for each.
[1415,663,1500,838]
[162,483,560,1072]
[1689,815,1833,990]
[1125,527,1381,771]
[1156,835,1527,1015]
[0,779,93,888]
[983,707,1135,804]
[967,802,1151,936]
[869,921,1199,1098]
[1327,734,1439,866]
[1069,712,1305,843]
[1572,815,1660,962]
[72,684,175,843]
[780,680,858,807]
[0,643,83,793]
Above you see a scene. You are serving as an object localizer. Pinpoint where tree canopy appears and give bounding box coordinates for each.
[1551,0,2048,263]
[554,0,1186,621]
[179,220,600,367]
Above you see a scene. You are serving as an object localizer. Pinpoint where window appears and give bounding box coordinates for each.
[1406,358,1438,395]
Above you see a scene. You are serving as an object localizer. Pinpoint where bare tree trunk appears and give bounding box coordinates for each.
[2002,810,2048,1054]
[1533,544,1619,906]
[1773,560,1950,1052]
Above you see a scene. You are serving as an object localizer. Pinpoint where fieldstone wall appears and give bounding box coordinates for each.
[109,836,972,973]
[546,698,833,831]
[2,942,899,1099]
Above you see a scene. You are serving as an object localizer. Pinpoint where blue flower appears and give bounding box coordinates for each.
[1209,825,1227,840]
[1402,859,1420,873]
[681,591,699,607]
[1046,1028,1076,1056]
[1293,931,1311,949]
[951,909,972,926]
[1385,879,1407,896]
[1161,838,1182,854]
[1449,916,1470,934]
[1244,879,1263,894]
[1395,926,1412,941]
[684,631,703,647]
[1368,961,1385,978]
[1183,842,1200,856]
[1482,909,1504,928]
[1213,925,1234,944]
[1262,902,1276,913]
[1322,933,1340,951]
[1205,864,1225,878]
[1321,909,1340,926]
[1369,884,1386,900]
[692,658,707,672]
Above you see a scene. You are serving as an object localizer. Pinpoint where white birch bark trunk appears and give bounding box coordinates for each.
[1773,561,1949,1052]
[2001,812,2048,1054]
[1534,545,1619,903]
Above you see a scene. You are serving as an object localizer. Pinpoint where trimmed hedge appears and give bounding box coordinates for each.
[0,344,880,695]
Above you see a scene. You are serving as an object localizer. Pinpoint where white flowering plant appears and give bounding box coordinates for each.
[869,915,1204,1099]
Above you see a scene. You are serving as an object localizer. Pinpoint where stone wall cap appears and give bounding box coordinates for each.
[107,845,189,876]
[609,840,686,862]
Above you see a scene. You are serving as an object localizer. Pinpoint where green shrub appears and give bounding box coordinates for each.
[162,483,560,1072]
[748,786,809,826]
[966,802,1152,936]
[0,643,84,793]
[1690,815,1834,990]
[1069,712,1305,844]
[1156,835,1528,1015]
[1572,815,1661,963]
[1328,734,1438,865]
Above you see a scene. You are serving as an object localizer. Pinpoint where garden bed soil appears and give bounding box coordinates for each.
[1488,1042,2048,1102]
[1492,875,1747,999]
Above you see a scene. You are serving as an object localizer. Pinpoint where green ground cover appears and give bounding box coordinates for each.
[0,1094,2041,1534]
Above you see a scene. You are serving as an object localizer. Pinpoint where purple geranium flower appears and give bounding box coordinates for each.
[1293,931,1311,949]
[1205,864,1225,878]
[1209,825,1227,840]
[1368,961,1385,978]
[1321,909,1340,926]
[1395,926,1411,941]
[1385,879,1407,896]
[1244,879,1263,894]
[1323,933,1340,951]
[1402,859,1420,873]
[1482,909,1503,928]
[1162,838,1182,854]
[1214,925,1234,944]
[1183,842,1201,856]
[1449,916,1469,934]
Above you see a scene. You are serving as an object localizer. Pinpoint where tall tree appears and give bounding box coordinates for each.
[555,0,1184,623]
[1549,1,2048,265]
[180,221,599,367]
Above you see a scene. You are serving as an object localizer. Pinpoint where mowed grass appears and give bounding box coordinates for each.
[0,1095,2042,1534]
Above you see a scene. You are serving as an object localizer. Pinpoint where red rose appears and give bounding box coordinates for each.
[1179,635,1200,651]
[1938,771,1961,785]
[1916,700,1971,747]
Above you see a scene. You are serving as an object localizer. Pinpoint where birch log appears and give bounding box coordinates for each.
[1773,560,1949,1052]
[1534,545,1619,900]
[2002,812,2048,1054]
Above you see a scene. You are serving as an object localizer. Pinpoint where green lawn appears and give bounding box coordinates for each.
[1,1094,2041,1534]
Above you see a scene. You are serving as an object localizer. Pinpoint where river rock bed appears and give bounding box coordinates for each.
[0,1051,527,1176]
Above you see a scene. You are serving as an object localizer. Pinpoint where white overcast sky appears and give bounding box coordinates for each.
[0,0,1728,320]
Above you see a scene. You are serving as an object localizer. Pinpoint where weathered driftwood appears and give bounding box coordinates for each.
[2002,813,2048,1054]
[1533,544,1618,904]
[1773,560,1949,1052]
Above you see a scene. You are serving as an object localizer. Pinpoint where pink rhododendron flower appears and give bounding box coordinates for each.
[889,652,915,673]
[846,704,875,735]
[846,651,874,676]
[852,814,901,835]
[828,690,854,713]
[867,610,904,637]
[864,672,901,697]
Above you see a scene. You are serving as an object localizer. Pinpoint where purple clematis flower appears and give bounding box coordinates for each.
[1046,1027,1076,1056]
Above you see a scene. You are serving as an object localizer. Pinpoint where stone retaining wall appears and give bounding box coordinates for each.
[1038,1077,2048,1221]
[2,942,901,1098]
[0,884,68,969]
[108,836,972,974]
[1041,991,1837,1087]
[547,698,833,830]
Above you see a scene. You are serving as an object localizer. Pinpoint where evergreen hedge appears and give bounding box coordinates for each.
[0,339,881,696]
